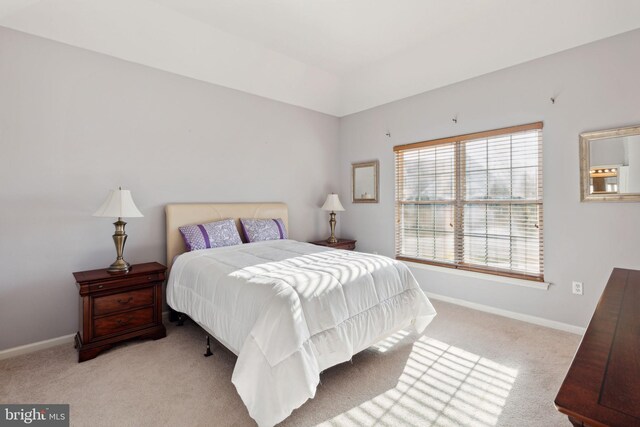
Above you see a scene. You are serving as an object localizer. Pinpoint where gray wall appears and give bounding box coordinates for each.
[3,25,640,350]
[0,28,340,350]
[338,29,640,328]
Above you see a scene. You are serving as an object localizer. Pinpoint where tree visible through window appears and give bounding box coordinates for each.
[394,123,544,281]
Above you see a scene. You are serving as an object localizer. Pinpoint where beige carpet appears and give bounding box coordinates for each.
[0,300,580,427]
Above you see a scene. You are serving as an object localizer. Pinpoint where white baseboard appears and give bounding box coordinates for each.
[0,333,76,361]
[425,291,586,335]
[0,311,173,361]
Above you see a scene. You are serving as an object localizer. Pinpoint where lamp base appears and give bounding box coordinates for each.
[327,211,338,244]
[107,219,131,274]
[107,259,131,273]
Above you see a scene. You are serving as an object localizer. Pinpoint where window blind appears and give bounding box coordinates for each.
[394,123,544,281]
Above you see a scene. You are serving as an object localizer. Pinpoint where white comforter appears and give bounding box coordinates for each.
[167,239,436,427]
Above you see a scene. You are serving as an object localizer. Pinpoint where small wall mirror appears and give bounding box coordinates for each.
[580,125,640,202]
[352,160,379,203]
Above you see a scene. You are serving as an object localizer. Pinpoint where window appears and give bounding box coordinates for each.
[394,122,543,281]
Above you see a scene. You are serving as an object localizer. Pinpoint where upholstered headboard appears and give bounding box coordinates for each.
[165,203,288,270]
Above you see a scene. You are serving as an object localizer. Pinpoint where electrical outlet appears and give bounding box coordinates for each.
[572,281,583,295]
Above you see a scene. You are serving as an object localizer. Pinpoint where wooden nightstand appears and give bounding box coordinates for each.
[73,262,167,362]
[309,238,357,251]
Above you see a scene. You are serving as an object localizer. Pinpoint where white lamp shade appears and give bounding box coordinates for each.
[321,193,345,212]
[93,189,144,218]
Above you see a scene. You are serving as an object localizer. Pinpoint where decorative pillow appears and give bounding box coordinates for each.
[240,218,287,243]
[179,219,243,251]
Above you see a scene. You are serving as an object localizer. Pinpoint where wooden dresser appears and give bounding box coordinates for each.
[74,262,166,362]
[555,268,640,426]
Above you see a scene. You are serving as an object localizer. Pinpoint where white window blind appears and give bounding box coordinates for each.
[395,123,544,281]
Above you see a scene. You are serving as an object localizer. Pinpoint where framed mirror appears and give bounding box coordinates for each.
[352,160,379,203]
[580,125,640,202]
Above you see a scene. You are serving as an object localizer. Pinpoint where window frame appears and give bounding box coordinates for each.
[394,122,544,282]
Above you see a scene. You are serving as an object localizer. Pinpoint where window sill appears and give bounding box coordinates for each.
[401,260,550,291]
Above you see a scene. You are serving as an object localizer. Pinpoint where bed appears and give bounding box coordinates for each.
[165,203,436,427]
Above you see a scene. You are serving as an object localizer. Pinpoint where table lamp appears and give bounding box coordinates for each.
[321,193,345,244]
[93,187,143,273]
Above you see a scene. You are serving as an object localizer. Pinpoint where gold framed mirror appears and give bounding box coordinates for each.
[352,160,379,203]
[580,124,640,202]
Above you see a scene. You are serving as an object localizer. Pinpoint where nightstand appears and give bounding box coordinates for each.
[309,238,357,251]
[73,262,167,362]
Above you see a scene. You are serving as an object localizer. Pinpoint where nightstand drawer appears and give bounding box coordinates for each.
[87,273,162,294]
[93,307,154,339]
[93,287,154,316]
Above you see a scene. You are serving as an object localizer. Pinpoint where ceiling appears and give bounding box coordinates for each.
[2,0,640,116]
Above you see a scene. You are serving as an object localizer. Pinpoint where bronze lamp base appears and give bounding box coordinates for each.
[107,219,131,273]
[107,258,131,273]
[327,211,338,243]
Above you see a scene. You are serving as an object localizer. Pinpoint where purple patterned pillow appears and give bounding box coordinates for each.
[240,218,287,243]
[179,219,243,251]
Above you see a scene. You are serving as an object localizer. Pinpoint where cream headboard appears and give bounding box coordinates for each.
[165,202,288,270]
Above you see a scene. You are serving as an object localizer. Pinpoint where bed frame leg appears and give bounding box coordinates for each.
[204,335,213,357]
[177,313,186,326]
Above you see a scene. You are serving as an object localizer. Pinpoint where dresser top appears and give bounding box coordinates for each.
[555,268,640,426]
[73,262,166,284]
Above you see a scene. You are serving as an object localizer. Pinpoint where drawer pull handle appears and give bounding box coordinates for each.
[117,297,133,305]
[116,317,133,326]
[147,276,152,280]
[98,285,104,289]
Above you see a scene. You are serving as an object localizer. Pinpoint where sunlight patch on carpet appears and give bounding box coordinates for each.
[372,330,410,353]
[321,336,518,427]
